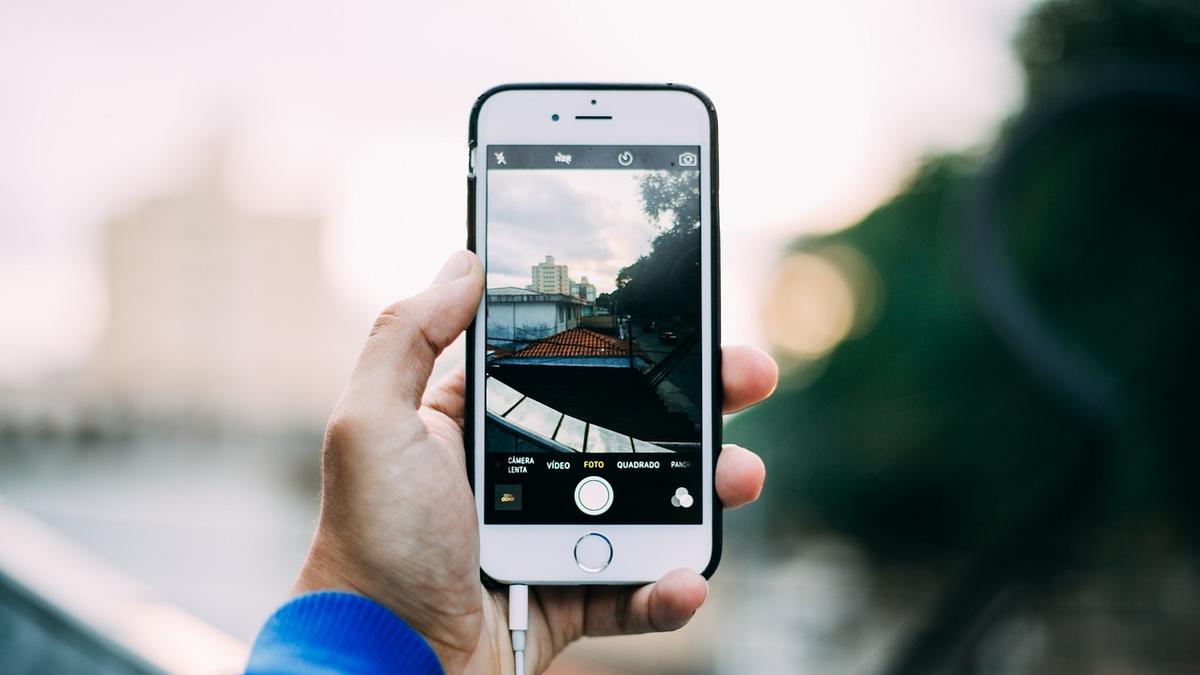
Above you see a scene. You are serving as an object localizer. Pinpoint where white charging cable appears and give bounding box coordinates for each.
[508,584,529,675]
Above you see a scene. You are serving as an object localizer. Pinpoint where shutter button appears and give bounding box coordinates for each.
[573,476,613,516]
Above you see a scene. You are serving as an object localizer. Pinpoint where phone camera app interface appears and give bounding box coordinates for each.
[484,145,703,525]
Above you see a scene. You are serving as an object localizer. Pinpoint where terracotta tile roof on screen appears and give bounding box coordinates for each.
[511,328,643,359]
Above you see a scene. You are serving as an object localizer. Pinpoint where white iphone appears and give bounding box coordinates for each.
[466,84,721,584]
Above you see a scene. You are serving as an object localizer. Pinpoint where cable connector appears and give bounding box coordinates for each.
[509,584,529,675]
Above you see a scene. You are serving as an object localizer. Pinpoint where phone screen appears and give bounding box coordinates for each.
[483,144,704,525]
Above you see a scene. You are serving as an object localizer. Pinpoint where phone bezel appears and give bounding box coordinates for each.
[466,84,722,585]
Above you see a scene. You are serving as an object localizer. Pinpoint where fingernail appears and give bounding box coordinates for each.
[433,251,472,284]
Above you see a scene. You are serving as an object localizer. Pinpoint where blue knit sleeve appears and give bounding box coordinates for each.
[246,591,444,675]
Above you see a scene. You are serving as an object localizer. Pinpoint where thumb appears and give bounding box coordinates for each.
[347,250,483,410]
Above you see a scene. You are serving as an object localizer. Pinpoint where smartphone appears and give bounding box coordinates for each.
[466,84,721,584]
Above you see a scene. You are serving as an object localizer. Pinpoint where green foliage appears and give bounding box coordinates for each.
[728,0,1200,553]
[730,162,1082,550]
[1016,0,1200,96]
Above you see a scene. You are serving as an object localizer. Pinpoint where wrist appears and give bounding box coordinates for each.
[249,591,444,674]
[293,540,476,674]
[293,538,365,598]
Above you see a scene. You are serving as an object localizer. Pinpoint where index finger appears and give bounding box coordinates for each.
[722,345,778,413]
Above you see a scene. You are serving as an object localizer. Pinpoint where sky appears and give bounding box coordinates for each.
[487,170,669,294]
[0,0,1036,384]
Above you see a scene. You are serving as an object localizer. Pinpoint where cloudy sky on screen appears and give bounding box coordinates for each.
[488,170,673,295]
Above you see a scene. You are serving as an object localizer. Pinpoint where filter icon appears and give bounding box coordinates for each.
[671,487,694,508]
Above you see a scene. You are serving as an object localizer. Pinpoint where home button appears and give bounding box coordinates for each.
[573,533,613,573]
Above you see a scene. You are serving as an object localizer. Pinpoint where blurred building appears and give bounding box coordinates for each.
[530,255,570,294]
[85,143,360,428]
[570,276,597,303]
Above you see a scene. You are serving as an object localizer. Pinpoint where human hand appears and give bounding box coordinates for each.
[294,250,777,674]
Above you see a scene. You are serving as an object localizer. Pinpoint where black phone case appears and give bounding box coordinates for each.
[465,83,723,587]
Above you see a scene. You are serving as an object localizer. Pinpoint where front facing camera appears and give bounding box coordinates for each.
[551,113,560,121]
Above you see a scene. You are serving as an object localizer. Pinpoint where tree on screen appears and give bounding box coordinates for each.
[611,171,702,326]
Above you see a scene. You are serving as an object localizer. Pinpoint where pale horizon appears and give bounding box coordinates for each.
[0,0,1034,383]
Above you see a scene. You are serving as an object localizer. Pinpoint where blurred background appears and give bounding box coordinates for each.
[2,0,1198,673]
